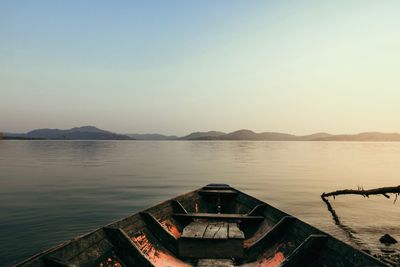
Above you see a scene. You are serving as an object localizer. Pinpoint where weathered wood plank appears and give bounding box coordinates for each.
[103,227,153,267]
[181,221,209,238]
[47,230,106,262]
[179,221,244,259]
[68,239,114,266]
[179,238,243,259]
[198,189,238,196]
[228,223,245,239]
[182,222,244,240]
[197,259,234,267]
[173,213,264,222]
[202,184,232,190]
[139,212,178,254]
[203,222,228,239]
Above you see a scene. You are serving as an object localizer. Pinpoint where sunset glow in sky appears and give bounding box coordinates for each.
[1,1,400,134]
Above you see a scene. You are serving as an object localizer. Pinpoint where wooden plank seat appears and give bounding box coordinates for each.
[198,189,238,196]
[197,259,234,266]
[199,184,238,197]
[202,184,232,190]
[173,213,264,222]
[179,221,245,258]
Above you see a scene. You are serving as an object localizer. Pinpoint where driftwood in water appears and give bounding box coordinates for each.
[321,185,400,249]
[320,196,364,248]
[321,185,400,202]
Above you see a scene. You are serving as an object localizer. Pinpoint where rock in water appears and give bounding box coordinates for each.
[379,234,398,244]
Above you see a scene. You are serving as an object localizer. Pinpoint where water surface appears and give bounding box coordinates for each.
[1,141,399,265]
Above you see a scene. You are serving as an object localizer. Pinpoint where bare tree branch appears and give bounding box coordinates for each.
[321,185,400,199]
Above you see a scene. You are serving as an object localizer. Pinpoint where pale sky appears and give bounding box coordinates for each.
[1,1,400,135]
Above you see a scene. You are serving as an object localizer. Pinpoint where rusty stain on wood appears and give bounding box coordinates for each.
[132,232,190,267]
[160,219,181,238]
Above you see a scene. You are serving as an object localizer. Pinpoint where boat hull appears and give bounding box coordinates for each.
[16,184,387,267]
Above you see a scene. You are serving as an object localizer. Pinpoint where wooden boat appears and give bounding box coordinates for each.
[17,184,387,267]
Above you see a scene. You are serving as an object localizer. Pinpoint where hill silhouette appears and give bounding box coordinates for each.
[23,126,132,140]
[4,127,400,141]
[180,131,226,140]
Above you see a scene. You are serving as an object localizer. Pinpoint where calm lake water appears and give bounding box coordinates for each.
[1,140,399,265]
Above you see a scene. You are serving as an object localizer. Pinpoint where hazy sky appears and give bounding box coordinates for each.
[1,1,400,135]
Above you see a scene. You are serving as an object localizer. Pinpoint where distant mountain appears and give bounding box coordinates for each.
[218,129,260,140]
[313,132,400,141]
[3,132,27,138]
[3,127,400,141]
[1,134,42,140]
[25,126,132,140]
[208,130,299,140]
[258,132,299,141]
[180,131,226,140]
[127,133,179,140]
[178,130,300,141]
[184,130,400,141]
[300,132,333,140]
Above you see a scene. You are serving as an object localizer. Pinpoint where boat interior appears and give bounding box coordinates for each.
[18,184,386,267]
